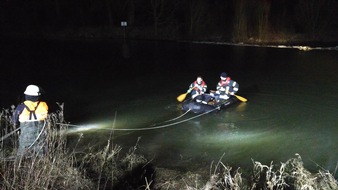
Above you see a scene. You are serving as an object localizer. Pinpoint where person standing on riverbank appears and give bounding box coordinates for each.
[12,85,48,157]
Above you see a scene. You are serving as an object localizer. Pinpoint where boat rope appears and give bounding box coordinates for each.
[110,106,219,131]
[0,127,21,142]
[55,105,221,132]
[151,109,191,126]
[56,123,79,127]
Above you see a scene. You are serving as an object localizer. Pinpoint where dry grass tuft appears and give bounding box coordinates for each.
[167,153,337,190]
[1,103,94,189]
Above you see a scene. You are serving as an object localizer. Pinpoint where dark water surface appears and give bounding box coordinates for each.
[1,39,337,177]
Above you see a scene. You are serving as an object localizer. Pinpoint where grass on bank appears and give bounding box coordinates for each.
[0,104,337,189]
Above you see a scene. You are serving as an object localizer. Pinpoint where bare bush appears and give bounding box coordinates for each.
[0,104,94,189]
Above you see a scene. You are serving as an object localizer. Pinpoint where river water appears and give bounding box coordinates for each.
[1,39,337,177]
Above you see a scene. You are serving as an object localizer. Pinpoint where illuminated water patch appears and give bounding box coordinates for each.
[62,120,114,134]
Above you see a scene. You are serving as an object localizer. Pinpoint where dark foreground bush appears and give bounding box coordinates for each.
[1,105,337,189]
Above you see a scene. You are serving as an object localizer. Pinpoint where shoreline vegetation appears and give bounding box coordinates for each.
[1,105,337,189]
[1,1,338,51]
[1,26,337,47]
[1,26,337,55]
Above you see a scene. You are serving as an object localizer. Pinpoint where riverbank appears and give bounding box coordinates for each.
[1,26,337,48]
[1,106,337,189]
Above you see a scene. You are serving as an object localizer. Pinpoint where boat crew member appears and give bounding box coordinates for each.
[12,84,48,157]
[212,72,239,102]
[187,76,209,104]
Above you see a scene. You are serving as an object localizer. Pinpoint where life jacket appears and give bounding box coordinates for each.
[193,80,206,91]
[19,101,48,122]
[219,77,231,87]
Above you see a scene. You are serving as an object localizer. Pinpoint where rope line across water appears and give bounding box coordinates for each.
[108,107,219,131]
[151,109,191,126]
[56,106,220,131]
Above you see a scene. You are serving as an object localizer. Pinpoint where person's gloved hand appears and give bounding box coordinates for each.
[187,89,192,93]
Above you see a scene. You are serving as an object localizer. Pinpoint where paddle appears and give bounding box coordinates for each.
[209,90,247,102]
[233,94,247,102]
[177,87,194,102]
[177,93,187,102]
[177,88,247,102]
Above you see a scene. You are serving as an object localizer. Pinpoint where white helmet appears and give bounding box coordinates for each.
[24,85,40,96]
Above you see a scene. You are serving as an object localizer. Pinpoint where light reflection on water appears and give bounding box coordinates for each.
[67,86,338,176]
[67,80,337,179]
[3,39,337,177]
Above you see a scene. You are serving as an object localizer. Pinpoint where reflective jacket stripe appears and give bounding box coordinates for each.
[193,81,207,92]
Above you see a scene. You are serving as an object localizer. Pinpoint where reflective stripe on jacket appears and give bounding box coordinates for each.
[216,77,239,95]
[190,81,207,93]
[18,101,48,122]
[217,77,231,90]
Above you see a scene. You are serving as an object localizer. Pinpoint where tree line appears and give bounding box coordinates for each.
[1,0,337,43]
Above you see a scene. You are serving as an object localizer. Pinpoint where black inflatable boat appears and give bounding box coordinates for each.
[181,96,238,114]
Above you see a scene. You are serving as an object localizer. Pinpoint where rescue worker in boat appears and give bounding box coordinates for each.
[12,84,48,157]
[211,72,239,102]
[187,76,209,104]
